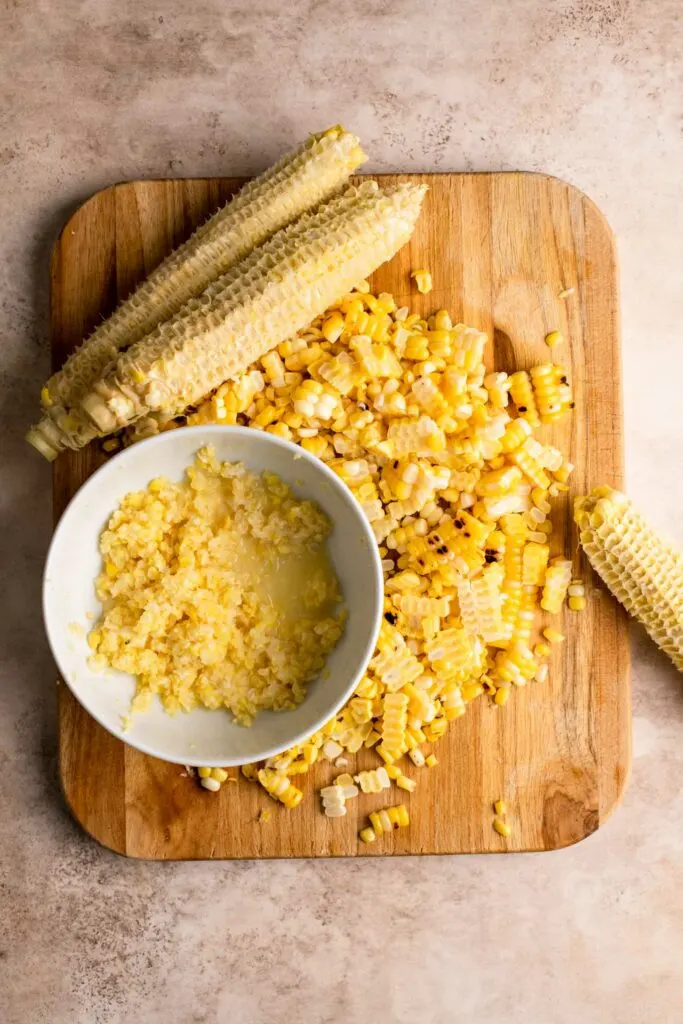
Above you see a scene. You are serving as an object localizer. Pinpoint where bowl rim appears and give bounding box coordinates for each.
[43,424,384,766]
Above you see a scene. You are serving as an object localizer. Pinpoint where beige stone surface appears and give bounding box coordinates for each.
[1,1,682,1021]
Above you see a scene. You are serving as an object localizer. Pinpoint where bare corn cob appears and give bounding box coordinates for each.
[27,125,366,459]
[78,181,427,435]
[37,182,391,452]
[575,486,683,671]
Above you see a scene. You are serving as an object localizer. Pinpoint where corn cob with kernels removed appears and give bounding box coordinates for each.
[77,181,426,436]
[575,486,683,671]
[27,125,366,459]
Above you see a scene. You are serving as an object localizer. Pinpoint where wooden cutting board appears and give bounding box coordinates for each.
[52,173,630,859]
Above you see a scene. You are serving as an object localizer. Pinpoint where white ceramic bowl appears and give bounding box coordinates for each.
[43,426,383,766]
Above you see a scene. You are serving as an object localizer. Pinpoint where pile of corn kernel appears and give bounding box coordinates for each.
[160,280,580,843]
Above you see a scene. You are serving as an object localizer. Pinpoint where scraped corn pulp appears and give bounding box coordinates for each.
[147,285,578,831]
[88,447,345,725]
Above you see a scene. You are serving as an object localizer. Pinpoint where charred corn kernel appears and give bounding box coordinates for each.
[545,330,563,349]
[198,766,212,779]
[28,127,368,459]
[201,776,221,792]
[543,628,565,644]
[508,371,540,426]
[388,804,410,828]
[530,363,571,423]
[359,826,377,844]
[411,269,433,294]
[575,487,683,669]
[425,754,438,768]
[493,817,511,837]
[211,768,229,783]
[494,799,507,815]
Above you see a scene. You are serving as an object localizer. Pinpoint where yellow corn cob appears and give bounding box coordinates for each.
[26,126,367,459]
[79,182,426,436]
[575,487,683,671]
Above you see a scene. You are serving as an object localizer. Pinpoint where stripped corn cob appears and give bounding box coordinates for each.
[575,487,683,670]
[79,182,426,436]
[27,126,367,459]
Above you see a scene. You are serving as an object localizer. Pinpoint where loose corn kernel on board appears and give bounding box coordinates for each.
[52,173,630,859]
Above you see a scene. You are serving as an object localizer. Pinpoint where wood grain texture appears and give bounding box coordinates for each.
[52,173,631,859]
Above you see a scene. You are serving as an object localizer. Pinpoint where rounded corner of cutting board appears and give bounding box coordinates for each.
[526,171,617,251]
[58,768,128,858]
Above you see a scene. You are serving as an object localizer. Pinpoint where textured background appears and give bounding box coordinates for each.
[2,1,682,1022]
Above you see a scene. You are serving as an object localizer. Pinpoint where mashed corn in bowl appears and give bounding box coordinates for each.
[43,426,383,766]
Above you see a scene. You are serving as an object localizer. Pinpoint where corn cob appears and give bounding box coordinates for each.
[575,486,683,671]
[78,182,427,435]
[27,125,366,459]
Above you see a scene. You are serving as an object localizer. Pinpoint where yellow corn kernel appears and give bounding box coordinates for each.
[494,686,510,706]
[211,767,229,783]
[543,628,565,644]
[494,799,507,815]
[545,330,563,349]
[201,776,221,792]
[384,764,401,780]
[321,312,345,342]
[411,269,433,294]
[359,826,377,844]
[568,595,585,611]
[425,754,438,768]
[493,817,511,837]
[376,743,397,764]
[397,775,417,792]
[198,766,211,779]
[259,809,272,824]
[387,804,410,828]
[252,404,279,428]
